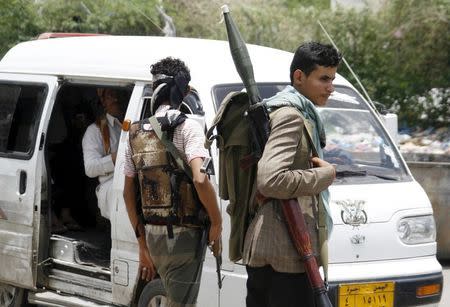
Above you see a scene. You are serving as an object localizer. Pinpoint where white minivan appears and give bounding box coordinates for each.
[0,35,443,307]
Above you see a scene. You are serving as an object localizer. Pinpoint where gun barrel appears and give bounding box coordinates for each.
[216,255,223,289]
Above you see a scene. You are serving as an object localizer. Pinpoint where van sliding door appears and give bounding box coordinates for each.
[0,73,58,288]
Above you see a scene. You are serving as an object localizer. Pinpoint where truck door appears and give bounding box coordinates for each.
[0,73,58,288]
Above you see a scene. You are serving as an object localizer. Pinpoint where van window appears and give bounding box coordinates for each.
[212,83,410,183]
[212,83,286,109]
[0,83,47,157]
[212,83,369,110]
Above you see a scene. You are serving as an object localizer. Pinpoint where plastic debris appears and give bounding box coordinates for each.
[399,126,450,162]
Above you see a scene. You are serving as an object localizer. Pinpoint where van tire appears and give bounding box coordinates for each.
[0,283,27,307]
[138,279,167,307]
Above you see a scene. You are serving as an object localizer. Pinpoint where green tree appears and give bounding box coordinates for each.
[36,0,163,35]
[0,0,41,57]
[284,0,329,9]
[165,0,449,127]
[315,0,449,128]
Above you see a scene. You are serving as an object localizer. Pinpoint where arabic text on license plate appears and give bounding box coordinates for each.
[338,281,395,307]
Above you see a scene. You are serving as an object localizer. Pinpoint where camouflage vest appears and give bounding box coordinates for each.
[128,117,204,233]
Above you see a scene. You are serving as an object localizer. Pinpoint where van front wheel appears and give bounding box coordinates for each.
[138,279,167,307]
[0,283,26,307]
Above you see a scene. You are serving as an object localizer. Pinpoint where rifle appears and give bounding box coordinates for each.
[208,235,223,289]
[205,219,223,307]
[221,5,332,307]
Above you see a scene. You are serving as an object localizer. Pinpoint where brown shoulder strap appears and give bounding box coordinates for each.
[96,117,110,155]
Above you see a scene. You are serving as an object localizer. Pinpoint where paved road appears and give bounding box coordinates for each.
[440,260,449,306]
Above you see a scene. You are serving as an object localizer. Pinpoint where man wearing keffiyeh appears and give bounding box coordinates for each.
[242,42,342,307]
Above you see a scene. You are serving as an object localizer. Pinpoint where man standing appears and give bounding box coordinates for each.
[82,88,125,220]
[242,42,341,307]
[123,57,222,306]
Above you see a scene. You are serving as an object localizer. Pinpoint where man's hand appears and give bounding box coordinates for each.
[310,157,331,167]
[310,157,336,178]
[139,246,156,281]
[208,222,222,257]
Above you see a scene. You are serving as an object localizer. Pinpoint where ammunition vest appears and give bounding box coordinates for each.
[129,117,205,231]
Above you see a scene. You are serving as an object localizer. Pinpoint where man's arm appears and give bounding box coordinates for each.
[190,158,222,246]
[181,119,222,245]
[82,124,115,178]
[257,107,335,199]
[123,175,156,281]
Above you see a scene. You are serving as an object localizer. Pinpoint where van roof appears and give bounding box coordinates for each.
[0,36,349,88]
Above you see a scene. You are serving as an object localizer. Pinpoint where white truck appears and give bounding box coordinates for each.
[0,35,443,307]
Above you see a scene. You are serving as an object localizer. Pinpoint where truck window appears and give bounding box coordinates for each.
[0,83,46,157]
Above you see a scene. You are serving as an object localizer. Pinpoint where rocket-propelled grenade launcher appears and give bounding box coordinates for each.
[221,4,269,163]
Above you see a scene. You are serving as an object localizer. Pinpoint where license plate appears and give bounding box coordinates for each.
[338,281,395,307]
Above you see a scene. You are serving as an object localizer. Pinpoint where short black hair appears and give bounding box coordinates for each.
[150,57,191,90]
[289,42,342,84]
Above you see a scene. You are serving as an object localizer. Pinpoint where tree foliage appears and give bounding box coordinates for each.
[165,0,449,128]
[0,0,448,128]
[0,0,41,56]
[319,0,449,128]
[35,0,163,35]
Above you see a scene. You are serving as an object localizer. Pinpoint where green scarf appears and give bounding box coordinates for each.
[264,85,326,154]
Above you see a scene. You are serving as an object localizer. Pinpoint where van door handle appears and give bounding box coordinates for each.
[19,170,27,194]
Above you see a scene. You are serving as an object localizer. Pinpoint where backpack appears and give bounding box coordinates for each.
[129,114,206,238]
[205,91,259,261]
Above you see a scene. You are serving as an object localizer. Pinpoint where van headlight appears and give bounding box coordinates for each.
[397,215,436,244]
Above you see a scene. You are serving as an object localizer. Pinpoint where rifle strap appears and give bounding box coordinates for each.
[148,116,193,181]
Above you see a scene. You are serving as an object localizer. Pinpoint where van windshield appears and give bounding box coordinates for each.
[212,83,410,184]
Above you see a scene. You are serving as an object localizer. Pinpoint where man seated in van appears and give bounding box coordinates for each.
[82,88,126,221]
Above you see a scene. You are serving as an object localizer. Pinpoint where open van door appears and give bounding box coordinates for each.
[0,73,58,290]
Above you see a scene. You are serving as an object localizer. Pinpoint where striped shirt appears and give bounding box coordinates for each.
[123,104,209,178]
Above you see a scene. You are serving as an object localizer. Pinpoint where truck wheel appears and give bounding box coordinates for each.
[138,279,167,307]
[0,283,26,307]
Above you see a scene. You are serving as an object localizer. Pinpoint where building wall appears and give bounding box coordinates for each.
[407,161,450,260]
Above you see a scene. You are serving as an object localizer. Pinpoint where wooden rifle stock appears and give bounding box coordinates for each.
[281,199,332,307]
